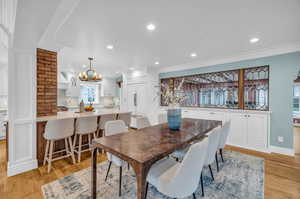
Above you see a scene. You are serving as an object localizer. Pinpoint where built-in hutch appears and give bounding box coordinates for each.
[160,65,270,152]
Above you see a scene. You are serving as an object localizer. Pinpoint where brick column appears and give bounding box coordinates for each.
[36,48,57,116]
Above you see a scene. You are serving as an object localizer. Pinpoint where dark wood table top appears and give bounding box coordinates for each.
[92,118,222,164]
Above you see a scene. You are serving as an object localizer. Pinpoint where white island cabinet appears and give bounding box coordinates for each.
[165,108,270,153]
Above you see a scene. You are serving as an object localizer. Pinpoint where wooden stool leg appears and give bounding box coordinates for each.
[68,137,76,164]
[48,140,54,173]
[78,135,82,163]
[73,134,77,149]
[88,133,91,149]
[65,138,70,154]
[43,140,49,165]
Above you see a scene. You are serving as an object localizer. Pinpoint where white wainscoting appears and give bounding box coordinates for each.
[7,48,37,176]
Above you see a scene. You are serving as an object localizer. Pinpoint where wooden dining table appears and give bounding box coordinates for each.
[91,118,222,199]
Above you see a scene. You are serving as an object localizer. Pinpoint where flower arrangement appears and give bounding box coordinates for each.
[161,78,186,108]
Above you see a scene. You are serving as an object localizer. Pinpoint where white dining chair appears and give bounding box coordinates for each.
[73,116,98,163]
[99,113,117,136]
[118,112,131,129]
[136,116,151,129]
[218,120,231,163]
[145,137,209,199]
[204,126,222,180]
[43,118,76,173]
[104,120,128,197]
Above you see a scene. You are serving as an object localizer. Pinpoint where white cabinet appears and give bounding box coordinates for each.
[228,112,268,151]
[247,114,268,150]
[101,78,117,96]
[228,113,248,147]
[179,108,269,152]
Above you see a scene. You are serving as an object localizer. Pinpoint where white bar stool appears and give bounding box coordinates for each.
[99,114,117,136]
[118,112,131,129]
[73,116,98,163]
[136,116,151,129]
[43,118,76,173]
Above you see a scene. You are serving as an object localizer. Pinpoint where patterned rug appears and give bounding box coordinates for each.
[42,150,264,199]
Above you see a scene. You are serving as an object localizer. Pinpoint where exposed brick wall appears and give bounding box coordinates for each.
[37,48,57,116]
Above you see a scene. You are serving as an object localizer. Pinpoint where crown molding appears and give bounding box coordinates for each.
[159,41,300,73]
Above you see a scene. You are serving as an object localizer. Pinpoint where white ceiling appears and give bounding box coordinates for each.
[40,0,300,76]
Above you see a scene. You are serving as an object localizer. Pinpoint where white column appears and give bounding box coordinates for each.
[7,42,37,176]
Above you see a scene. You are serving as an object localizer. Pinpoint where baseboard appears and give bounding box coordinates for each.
[7,159,38,176]
[269,145,294,156]
[226,143,270,154]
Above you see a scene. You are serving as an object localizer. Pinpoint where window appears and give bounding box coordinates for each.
[160,65,269,111]
[244,66,269,110]
[80,84,100,104]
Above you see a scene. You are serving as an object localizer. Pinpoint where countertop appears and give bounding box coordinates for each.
[36,110,130,122]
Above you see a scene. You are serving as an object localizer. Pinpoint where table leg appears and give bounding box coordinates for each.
[131,163,151,199]
[91,147,97,199]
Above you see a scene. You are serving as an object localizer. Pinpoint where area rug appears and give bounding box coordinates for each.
[42,150,264,199]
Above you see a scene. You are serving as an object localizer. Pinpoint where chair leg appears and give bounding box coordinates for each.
[145,182,149,199]
[200,172,204,197]
[119,166,122,197]
[78,135,82,163]
[208,165,214,181]
[43,140,49,165]
[105,161,112,181]
[220,149,224,162]
[47,140,54,173]
[68,137,76,164]
[193,193,196,199]
[215,153,219,172]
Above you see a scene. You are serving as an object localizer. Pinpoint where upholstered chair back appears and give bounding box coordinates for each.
[205,126,222,165]
[76,116,98,135]
[218,120,231,149]
[44,119,74,140]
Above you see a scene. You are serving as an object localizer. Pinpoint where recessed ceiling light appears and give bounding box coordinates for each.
[190,53,197,57]
[147,23,156,31]
[82,64,87,68]
[106,45,114,49]
[250,38,259,43]
[155,61,159,65]
[129,67,135,70]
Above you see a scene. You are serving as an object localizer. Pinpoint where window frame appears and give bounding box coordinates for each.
[160,65,270,111]
[80,83,101,105]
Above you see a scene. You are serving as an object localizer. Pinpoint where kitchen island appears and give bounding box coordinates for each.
[36,110,130,165]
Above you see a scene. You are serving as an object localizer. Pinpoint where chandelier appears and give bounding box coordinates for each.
[78,57,102,82]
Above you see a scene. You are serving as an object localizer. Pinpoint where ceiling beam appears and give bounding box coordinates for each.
[38,0,81,51]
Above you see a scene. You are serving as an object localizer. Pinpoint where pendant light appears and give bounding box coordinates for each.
[78,57,102,82]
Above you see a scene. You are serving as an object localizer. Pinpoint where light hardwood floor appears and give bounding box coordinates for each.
[0,140,299,199]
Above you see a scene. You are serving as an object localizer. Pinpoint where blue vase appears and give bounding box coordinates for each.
[167,108,182,130]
